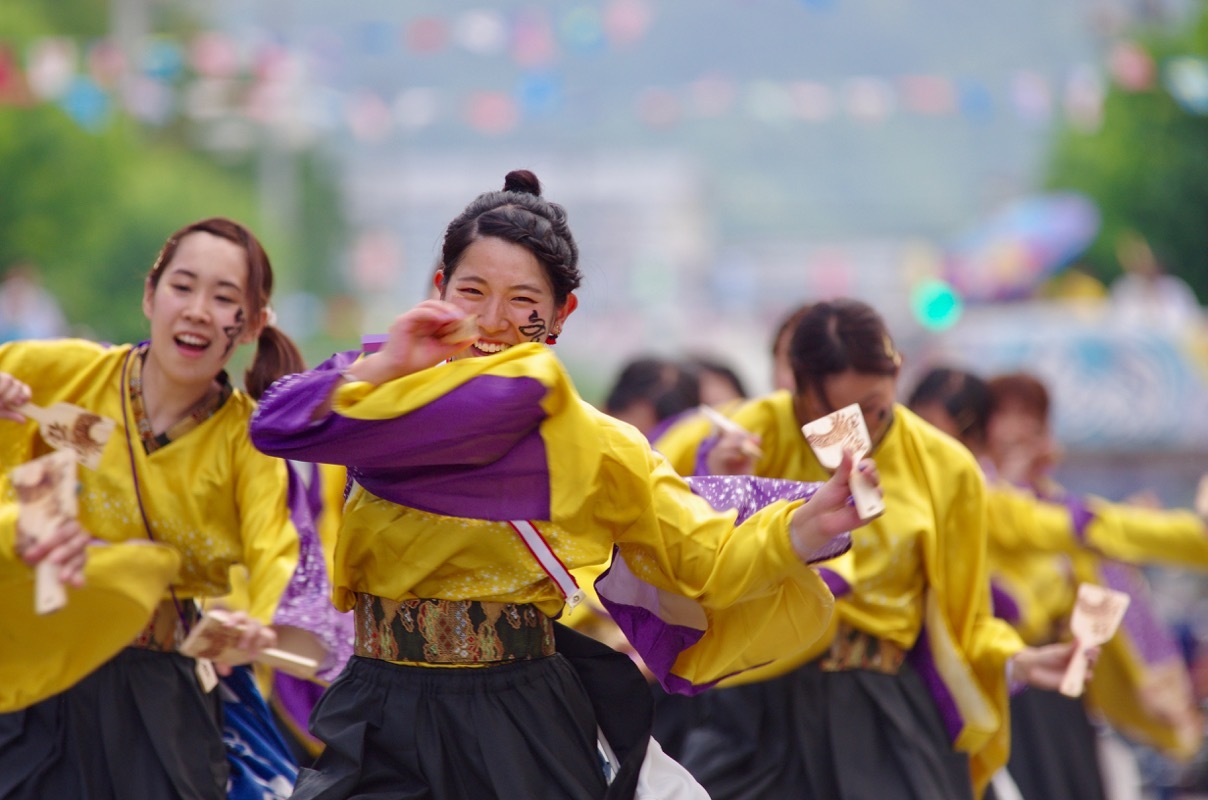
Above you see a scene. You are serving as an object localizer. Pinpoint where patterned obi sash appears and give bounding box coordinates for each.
[819,622,907,675]
[131,599,201,653]
[353,594,556,665]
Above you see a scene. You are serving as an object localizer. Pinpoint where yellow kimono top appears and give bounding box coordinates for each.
[986,482,1208,570]
[1075,554,1203,761]
[655,392,1024,795]
[1,541,181,711]
[250,344,840,692]
[986,539,1075,647]
[0,340,304,641]
[986,481,1206,761]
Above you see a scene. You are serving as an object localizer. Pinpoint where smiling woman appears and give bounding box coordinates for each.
[436,170,579,355]
[248,171,879,800]
[655,298,1088,800]
[143,218,302,402]
[0,217,338,800]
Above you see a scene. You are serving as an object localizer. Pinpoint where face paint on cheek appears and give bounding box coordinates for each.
[519,310,548,343]
[222,308,246,357]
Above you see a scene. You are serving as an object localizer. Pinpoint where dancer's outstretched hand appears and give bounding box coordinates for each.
[788,449,881,561]
[1011,640,1100,692]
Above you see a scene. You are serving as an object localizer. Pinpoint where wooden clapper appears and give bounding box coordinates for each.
[11,401,117,613]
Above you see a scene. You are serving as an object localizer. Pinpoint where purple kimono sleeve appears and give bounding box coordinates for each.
[595,475,851,695]
[250,352,548,472]
[250,351,362,465]
[1063,493,1095,544]
[251,352,555,521]
[816,567,851,598]
[684,476,851,562]
[989,579,1022,625]
[1099,560,1181,666]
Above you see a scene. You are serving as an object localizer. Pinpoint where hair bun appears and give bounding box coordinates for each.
[503,169,542,196]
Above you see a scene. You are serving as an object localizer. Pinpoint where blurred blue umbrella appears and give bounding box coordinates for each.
[944,192,1100,302]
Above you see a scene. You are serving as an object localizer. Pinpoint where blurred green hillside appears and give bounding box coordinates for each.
[0,1,345,348]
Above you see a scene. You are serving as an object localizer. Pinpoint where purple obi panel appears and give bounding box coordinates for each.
[906,625,966,742]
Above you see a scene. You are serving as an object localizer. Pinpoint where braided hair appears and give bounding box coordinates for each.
[439,170,582,306]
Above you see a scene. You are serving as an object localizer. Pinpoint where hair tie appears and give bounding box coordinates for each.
[264,306,278,328]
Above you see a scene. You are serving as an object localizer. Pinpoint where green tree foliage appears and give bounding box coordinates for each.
[1044,10,1208,300]
[0,0,345,350]
[0,107,267,344]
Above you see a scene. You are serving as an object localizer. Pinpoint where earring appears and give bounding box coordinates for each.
[545,331,559,345]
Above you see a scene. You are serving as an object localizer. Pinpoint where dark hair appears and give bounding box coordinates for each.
[771,303,813,361]
[906,367,991,446]
[439,170,582,306]
[987,372,1050,422]
[148,217,305,400]
[788,299,900,408]
[604,357,701,423]
[685,355,748,401]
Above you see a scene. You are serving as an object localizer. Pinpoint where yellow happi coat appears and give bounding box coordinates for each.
[0,339,303,708]
[251,343,842,689]
[656,393,1024,796]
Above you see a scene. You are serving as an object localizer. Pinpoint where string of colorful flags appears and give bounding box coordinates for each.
[1,7,1206,145]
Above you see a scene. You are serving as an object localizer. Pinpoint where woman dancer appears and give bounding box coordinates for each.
[930,369,1205,796]
[250,170,876,800]
[659,298,1084,800]
[0,217,332,799]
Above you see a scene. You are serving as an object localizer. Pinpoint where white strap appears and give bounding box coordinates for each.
[508,520,585,610]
